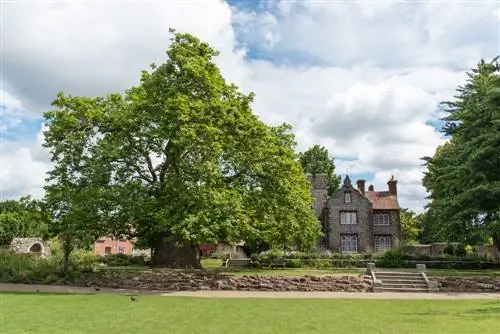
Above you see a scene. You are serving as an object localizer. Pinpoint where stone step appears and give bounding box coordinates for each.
[382,287,429,293]
[376,274,423,279]
[379,278,426,284]
[383,283,428,289]
[375,271,422,276]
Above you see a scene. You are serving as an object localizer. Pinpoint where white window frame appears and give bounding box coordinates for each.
[344,192,351,203]
[375,236,392,252]
[374,213,390,226]
[341,234,358,253]
[340,211,357,225]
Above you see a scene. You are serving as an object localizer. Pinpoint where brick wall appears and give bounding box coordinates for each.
[94,238,134,256]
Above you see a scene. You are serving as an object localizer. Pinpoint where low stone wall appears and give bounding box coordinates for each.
[438,277,500,292]
[75,271,373,292]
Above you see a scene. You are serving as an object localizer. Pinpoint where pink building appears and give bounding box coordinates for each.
[94,237,134,256]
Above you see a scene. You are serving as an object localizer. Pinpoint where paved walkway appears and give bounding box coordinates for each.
[1,283,499,299]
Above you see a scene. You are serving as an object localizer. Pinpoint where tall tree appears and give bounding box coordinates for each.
[0,196,50,246]
[298,145,341,195]
[422,57,500,251]
[43,30,321,268]
[399,208,422,246]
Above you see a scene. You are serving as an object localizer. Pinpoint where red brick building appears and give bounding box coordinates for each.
[93,237,134,256]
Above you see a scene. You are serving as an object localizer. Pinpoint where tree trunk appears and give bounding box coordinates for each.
[493,236,500,263]
[151,233,202,269]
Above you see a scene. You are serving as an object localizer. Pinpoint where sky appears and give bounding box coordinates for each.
[1,0,499,212]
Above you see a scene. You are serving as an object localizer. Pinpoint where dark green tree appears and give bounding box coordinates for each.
[0,196,50,246]
[422,57,500,251]
[298,145,341,195]
[43,30,321,268]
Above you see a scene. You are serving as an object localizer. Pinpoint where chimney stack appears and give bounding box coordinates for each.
[356,179,366,195]
[368,184,374,191]
[387,175,398,196]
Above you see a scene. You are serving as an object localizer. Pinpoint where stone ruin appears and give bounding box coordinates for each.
[9,237,51,258]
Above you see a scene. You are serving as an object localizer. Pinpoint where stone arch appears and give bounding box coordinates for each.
[29,243,43,253]
[9,238,51,258]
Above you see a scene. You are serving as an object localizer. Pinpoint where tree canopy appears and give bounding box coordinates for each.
[422,57,500,250]
[0,196,50,246]
[298,145,341,195]
[399,208,422,246]
[42,30,321,268]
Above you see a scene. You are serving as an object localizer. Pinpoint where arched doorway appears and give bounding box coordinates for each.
[29,243,43,253]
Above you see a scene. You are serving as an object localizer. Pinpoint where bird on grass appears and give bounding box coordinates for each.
[130,295,137,302]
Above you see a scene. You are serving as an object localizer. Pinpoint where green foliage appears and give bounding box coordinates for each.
[99,254,148,267]
[378,249,405,268]
[42,30,321,267]
[298,145,341,195]
[400,208,422,245]
[0,196,50,246]
[422,57,500,250]
[443,243,468,257]
[0,249,94,284]
[286,259,302,268]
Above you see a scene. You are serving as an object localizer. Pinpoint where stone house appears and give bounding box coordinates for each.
[309,174,401,254]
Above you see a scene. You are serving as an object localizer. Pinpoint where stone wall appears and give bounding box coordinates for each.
[307,174,328,218]
[327,184,373,252]
[9,238,51,258]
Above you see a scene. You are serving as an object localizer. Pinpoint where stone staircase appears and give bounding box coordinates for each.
[367,263,440,293]
[373,271,429,292]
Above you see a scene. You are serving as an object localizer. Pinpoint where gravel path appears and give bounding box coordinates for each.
[1,283,499,299]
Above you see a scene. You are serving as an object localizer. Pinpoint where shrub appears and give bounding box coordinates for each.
[257,248,285,261]
[378,249,404,268]
[99,254,147,267]
[444,243,468,257]
[286,259,302,268]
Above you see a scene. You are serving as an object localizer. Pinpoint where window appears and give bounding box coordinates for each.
[341,234,358,253]
[374,213,390,226]
[375,236,392,252]
[104,247,112,255]
[344,192,351,203]
[118,246,125,254]
[340,211,357,225]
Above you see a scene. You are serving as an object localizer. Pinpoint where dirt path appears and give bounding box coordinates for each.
[1,283,500,299]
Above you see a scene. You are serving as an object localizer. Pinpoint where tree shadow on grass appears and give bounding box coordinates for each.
[0,291,96,296]
[410,302,500,321]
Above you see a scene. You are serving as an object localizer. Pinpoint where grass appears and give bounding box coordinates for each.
[1,293,499,334]
[105,259,500,278]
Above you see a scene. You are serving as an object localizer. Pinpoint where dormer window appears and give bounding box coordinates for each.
[344,192,351,203]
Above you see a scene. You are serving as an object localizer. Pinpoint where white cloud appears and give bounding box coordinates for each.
[1,0,494,212]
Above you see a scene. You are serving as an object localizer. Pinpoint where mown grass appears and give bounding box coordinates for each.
[107,259,500,278]
[1,292,499,334]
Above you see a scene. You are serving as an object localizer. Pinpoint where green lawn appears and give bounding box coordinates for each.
[1,293,499,334]
[107,259,499,278]
[200,259,500,277]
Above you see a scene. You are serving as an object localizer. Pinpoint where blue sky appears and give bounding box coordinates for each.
[1,0,498,211]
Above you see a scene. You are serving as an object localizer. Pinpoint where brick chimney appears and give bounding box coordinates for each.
[368,184,374,191]
[387,175,397,196]
[356,179,366,195]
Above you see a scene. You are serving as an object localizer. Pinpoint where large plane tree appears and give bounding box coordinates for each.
[43,30,321,268]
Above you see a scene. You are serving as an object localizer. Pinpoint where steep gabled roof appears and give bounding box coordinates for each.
[364,190,400,210]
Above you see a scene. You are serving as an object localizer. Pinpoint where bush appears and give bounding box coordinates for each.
[286,259,302,268]
[257,248,285,261]
[99,254,148,267]
[444,243,468,257]
[378,249,404,268]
